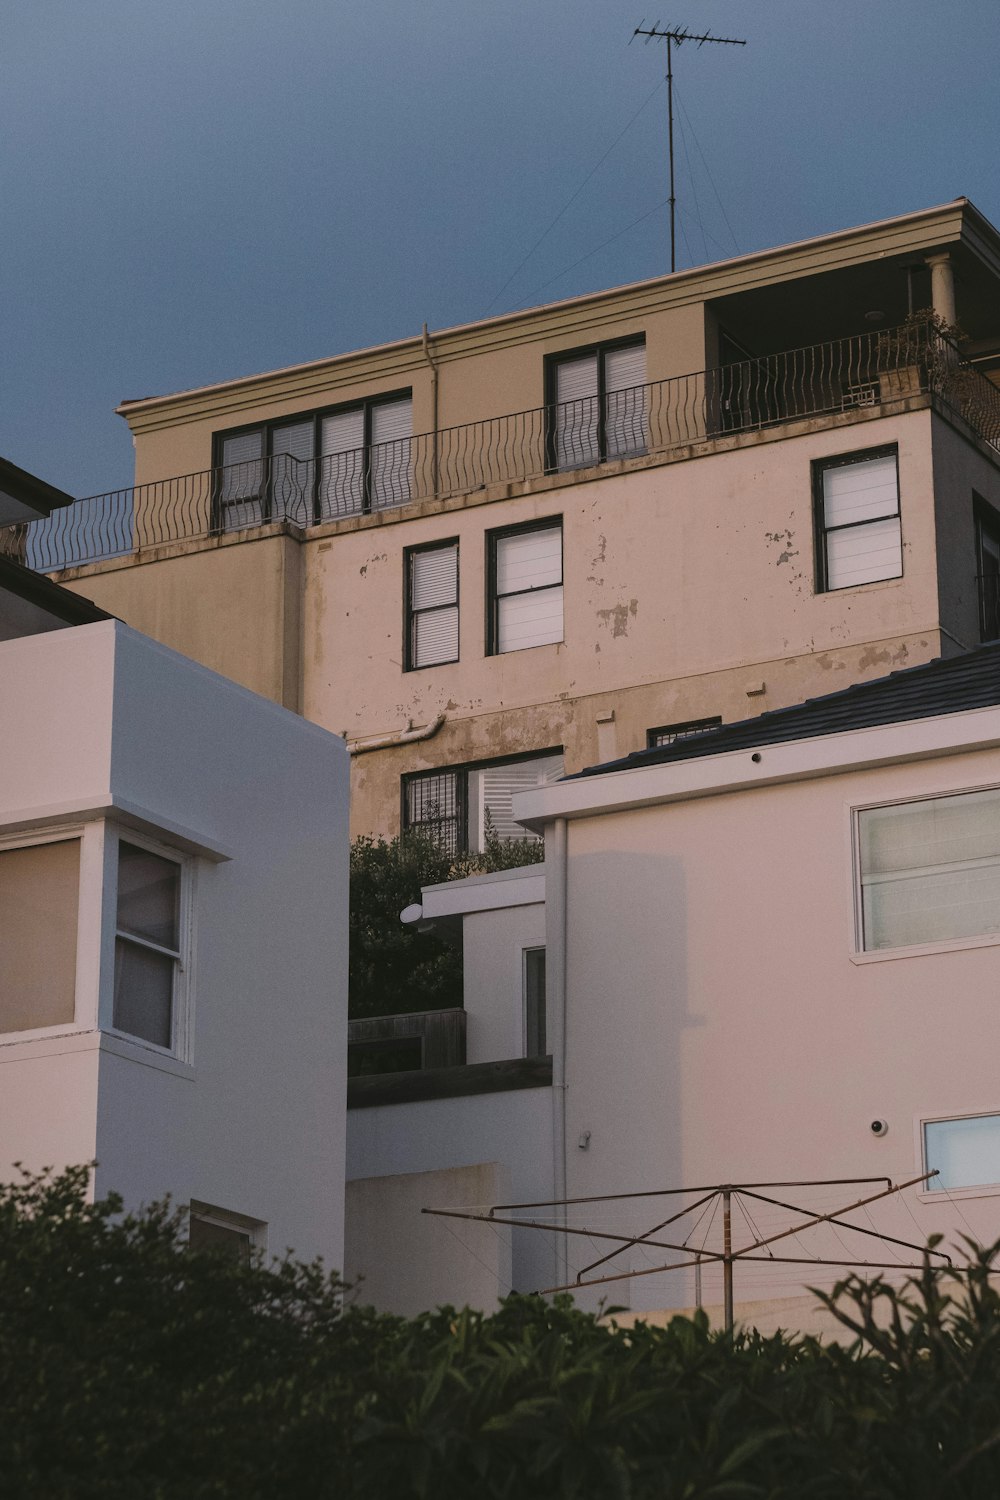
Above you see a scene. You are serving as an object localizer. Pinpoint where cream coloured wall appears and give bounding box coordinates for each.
[556,738,1000,1316]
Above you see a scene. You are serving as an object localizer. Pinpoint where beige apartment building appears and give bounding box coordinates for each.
[13,197,1000,848]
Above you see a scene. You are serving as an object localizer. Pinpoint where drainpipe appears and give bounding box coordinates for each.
[547,816,569,1286]
[421,322,440,499]
[348,713,445,756]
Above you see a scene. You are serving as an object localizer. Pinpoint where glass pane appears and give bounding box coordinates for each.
[411,546,457,610]
[219,430,264,527]
[413,605,458,667]
[405,771,461,854]
[825,516,902,590]
[0,840,79,1033]
[860,792,1000,875]
[524,948,547,1057]
[473,753,564,844]
[270,421,314,523]
[925,1116,1000,1191]
[822,454,898,528]
[555,355,599,469]
[189,1215,252,1265]
[371,398,412,509]
[495,528,562,594]
[319,409,365,518]
[117,843,179,950]
[114,938,173,1049]
[497,585,563,652]
[605,344,647,459]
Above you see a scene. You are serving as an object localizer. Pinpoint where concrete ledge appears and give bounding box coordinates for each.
[347,1055,553,1109]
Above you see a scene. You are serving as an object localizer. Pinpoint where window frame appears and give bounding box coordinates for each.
[212,386,413,529]
[850,782,1000,964]
[974,493,1000,642]
[107,827,194,1062]
[188,1201,267,1260]
[544,335,647,472]
[404,538,460,672]
[402,747,564,856]
[647,716,722,749]
[813,444,902,594]
[917,1108,1000,1201]
[486,517,564,657]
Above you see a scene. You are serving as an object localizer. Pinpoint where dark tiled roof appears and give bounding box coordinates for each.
[575,644,1000,779]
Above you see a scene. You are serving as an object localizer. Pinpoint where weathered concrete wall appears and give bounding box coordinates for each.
[930,411,1000,651]
[344,1162,512,1315]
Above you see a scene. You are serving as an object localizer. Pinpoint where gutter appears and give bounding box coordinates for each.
[348,713,446,756]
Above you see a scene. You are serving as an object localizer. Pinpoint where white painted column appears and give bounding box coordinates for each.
[925,252,957,328]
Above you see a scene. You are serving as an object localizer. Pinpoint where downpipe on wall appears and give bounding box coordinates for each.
[547,816,569,1287]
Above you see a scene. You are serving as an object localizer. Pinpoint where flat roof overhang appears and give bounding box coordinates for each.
[0,456,75,526]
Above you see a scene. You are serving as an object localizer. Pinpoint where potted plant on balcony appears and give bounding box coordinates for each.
[876,308,964,402]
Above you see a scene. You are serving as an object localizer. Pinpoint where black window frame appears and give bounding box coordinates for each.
[646,716,722,749]
[211,387,413,529]
[812,444,901,595]
[544,335,647,472]
[401,747,564,856]
[404,537,460,672]
[975,493,1000,642]
[486,516,564,657]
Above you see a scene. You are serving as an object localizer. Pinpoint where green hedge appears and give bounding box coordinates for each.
[4,1167,1000,1497]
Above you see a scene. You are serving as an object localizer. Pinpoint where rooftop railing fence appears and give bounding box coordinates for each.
[4,321,998,572]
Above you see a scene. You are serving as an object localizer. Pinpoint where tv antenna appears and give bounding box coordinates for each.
[632,21,746,274]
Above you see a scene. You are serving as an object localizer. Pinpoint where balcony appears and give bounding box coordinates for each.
[4,321,999,572]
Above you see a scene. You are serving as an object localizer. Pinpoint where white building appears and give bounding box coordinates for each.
[0,549,349,1265]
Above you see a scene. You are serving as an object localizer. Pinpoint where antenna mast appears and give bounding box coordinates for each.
[632,21,746,274]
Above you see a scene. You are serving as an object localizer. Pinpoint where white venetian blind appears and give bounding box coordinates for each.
[495,526,563,653]
[859,789,1000,950]
[319,408,365,517]
[271,419,314,519]
[555,354,599,469]
[371,396,412,507]
[410,544,458,667]
[477,752,564,844]
[604,342,647,459]
[219,430,264,526]
[823,454,901,590]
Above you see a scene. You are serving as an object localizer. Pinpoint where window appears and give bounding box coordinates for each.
[113,840,184,1050]
[814,447,902,591]
[403,750,564,855]
[547,339,647,470]
[523,948,546,1058]
[406,541,458,669]
[0,837,80,1034]
[488,521,563,655]
[214,391,412,529]
[857,787,1000,952]
[975,497,1000,641]
[647,716,722,749]
[189,1204,265,1264]
[924,1114,1000,1192]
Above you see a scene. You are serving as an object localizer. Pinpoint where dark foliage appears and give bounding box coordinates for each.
[348,827,543,1018]
[5,1168,1000,1498]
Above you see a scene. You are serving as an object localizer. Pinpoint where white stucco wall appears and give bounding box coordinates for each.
[525,718,1000,1320]
[0,620,349,1267]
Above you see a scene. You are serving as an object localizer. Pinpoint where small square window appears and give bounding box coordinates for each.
[647,716,722,749]
[188,1204,265,1264]
[814,447,901,592]
[924,1114,1000,1192]
[406,541,458,669]
[113,840,185,1051]
[488,522,563,655]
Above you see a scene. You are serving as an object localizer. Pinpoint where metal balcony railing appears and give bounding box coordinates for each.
[4,320,999,571]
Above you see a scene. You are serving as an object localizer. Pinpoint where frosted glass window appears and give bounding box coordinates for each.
[408,543,458,668]
[817,450,901,591]
[114,842,181,1049]
[492,524,563,654]
[858,788,1000,951]
[924,1115,1000,1191]
[0,840,79,1033]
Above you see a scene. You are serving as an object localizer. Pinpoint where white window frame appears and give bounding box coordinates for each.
[916,1107,1000,1201]
[850,781,1000,964]
[104,826,195,1063]
[0,822,103,1046]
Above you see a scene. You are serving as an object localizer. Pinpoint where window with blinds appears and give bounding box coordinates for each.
[490,522,563,654]
[215,391,412,529]
[815,448,902,592]
[407,542,458,669]
[403,750,563,855]
[647,716,722,749]
[857,787,1000,952]
[549,339,646,471]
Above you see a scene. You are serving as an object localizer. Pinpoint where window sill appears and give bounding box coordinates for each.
[917,1183,1000,1204]
[849,930,1000,965]
[100,1029,194,1079]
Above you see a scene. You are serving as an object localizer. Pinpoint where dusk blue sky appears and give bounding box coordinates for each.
[5,0,1000,498]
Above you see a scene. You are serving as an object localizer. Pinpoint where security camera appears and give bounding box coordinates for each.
[870,1118,889,1137]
